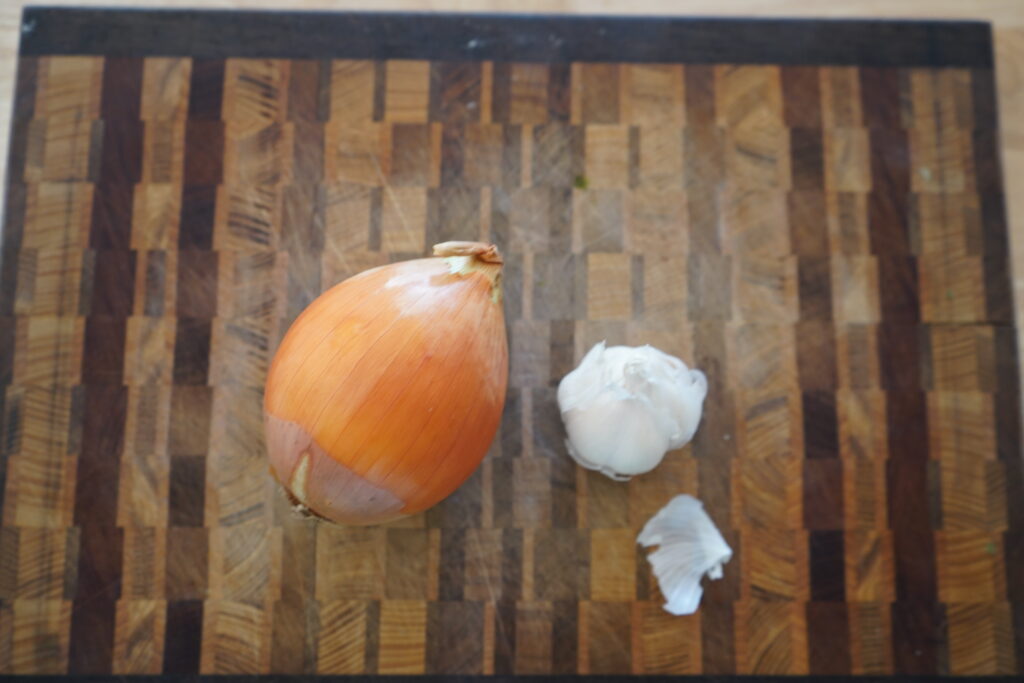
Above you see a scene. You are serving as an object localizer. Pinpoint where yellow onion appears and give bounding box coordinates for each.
[264,241,508,524]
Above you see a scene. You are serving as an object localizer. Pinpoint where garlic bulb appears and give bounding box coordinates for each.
[556,342,707,480]
[637,494,732,616]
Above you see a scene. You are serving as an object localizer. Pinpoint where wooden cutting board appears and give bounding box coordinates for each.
[0,8,1020,677]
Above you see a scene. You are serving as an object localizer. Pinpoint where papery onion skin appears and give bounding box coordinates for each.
[264,242,508,525]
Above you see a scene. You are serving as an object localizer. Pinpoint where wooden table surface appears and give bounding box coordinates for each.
[0,6,1021,678]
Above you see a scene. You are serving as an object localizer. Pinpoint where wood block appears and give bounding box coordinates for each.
[165,527,208,600]
[946,602,1015,675]
[937,530,999,603]
[315,526,384,600]
[36,56,101,117]
[120,527,164,599]
[317,600,367,673]
[12,527,68,598]
[388,123,438,187]
[142,119,187,183]
[377,600,427,674]
[636,602,699,673]
[123,317,174,386]
[716,66,787,189]
[512,458,550,527]
[16,385,74,460]
[909,70,969,193]
[514,601,552,673]
[743,525,802,599]
[820,67,863,129]
[321,182,372,253]
[385,528,429,600]
[734,598,801,674]
[722,187,789,255]
[380,186,426,253]
[132,185,180,250]
[208,387,271,524]
[585,253,631,320]
[574,189,623,252]
[8,454,76,528]
[214,522,272,604]
[224,122,292,186]
[624,64,684,126]
[533,528,587,601]
[216,252,283,322]
[463,123,503,186]
[112,599,165,673]
[330,60,375,123]
[824,127,871,192]
[201,600,268,673]
[507,64,548,125]
[38,76,102,181]
[845,530,894,602]
[827,191,870,255]
[590,529,636,602]
[832,256,880,323]
[23,253,90,319]
[117,447,169,528]
[627,187,685,254]
[586,469,628,529]
[584,601,631,673]
[22,182,92,253]
[918,253,984,323]
[461,528,501,601]
[930,325,992,391]
[223,59,289,131]
[635,125,683,189]
[425,601,484,673]
[324,122,387,186]
[573,63,619,124]
[509,319,549,389]
[141,58,190,121]
[385,61,430,123]
[583,125,629,188]
[733,254,798,324]
[531,123,576,187]
[11,598,71,673]
[928,391,996,463]
[849,602,892,674]
[736,454,801,530]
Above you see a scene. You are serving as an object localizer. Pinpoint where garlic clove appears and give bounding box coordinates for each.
[556,340,607,412]
[563,391,672,480]
[637,494,732,616]
[557,342,707,480]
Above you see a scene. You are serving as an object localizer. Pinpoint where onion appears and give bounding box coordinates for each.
[263,241,508,525]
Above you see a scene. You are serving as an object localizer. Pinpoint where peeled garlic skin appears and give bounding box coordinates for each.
[557,342,707,480]
[638,494,732,616]
[264,246,507,525]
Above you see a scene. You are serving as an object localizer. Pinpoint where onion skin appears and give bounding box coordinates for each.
[263,242,508,524]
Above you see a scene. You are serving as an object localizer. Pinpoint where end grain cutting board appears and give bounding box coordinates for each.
[0,8,1020,678]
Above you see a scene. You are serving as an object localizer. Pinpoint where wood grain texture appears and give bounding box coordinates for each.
[0,12,1020,677]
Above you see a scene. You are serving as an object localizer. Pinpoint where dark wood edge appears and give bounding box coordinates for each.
[19,7,993,66]
[0,676,1019,681]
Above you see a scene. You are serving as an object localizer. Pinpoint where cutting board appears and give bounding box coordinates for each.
[0,8,1020,677]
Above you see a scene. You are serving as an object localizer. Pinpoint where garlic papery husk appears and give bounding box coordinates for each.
[556,342,707,480]
[638,494,732,616]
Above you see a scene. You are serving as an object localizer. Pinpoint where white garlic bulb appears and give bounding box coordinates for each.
[637,494,732,616]
[556,342,707,480]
